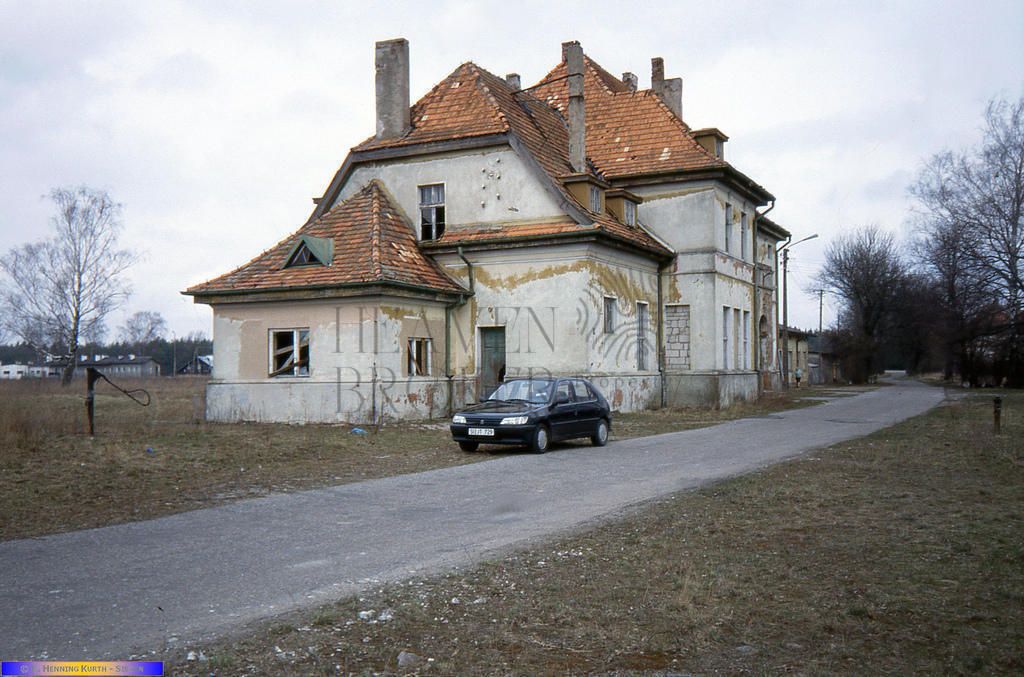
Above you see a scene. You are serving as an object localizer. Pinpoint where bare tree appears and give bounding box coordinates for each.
[815,226,908,382]
[910,93,1024,384]
[118,311,168,345]
[0,187,137,384]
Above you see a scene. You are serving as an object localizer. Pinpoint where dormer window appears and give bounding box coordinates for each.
[284,235,333,268]
[419,184,445,241]
[624,200,637,226]
[589,185,602,212]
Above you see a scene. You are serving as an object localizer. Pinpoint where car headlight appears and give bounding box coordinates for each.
[452,415,467,424]
[500,415,529,425]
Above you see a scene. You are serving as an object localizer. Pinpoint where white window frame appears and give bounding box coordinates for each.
[603,297,617,334]
[418,183,446,241]
[624,200,637,226]
[734,308,741,370]
[636,302,649,371]
[269,328,310,377]
[589,185,602,213]
[407,337,432,376]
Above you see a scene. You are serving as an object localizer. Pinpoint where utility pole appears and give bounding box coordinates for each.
[818,288,824,334]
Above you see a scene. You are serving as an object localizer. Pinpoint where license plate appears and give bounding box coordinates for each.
[468,427,495,436]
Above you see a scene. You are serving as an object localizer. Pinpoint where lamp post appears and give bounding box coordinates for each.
[779,233,818,387]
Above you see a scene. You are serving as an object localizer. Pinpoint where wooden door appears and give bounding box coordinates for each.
[479,327,506,400]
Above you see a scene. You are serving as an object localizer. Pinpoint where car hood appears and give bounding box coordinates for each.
[457,400,546,416]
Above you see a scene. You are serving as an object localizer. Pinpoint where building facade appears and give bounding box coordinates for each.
[186,39,789,423]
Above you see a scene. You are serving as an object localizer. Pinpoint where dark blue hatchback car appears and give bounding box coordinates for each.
[449,377,611,453]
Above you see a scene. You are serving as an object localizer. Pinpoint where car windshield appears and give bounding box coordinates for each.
[488,379,553,404]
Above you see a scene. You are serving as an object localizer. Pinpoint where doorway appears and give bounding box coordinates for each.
[479,327,506,400]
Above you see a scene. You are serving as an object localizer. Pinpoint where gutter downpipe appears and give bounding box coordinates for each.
[447,247,475,416]
[752,199,775,395]
[779,232,792,389]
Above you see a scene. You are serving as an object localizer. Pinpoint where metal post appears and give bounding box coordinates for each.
[994,396,1002,434]
[85,367,101,436]
[782,248,790,388]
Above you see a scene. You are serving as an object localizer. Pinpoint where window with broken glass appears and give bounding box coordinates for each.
[419,184,445,241]
[269,328,310,377]
[408,337,432,376]
[287,243,320,267]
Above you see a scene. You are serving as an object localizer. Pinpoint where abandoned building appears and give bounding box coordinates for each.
[185,39,789,423]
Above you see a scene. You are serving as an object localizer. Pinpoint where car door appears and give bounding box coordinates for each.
[572,380,601,435]
[548,379,577,440]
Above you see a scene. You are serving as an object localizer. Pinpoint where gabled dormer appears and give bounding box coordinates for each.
[605,188,643,226]
[284,235,333,268]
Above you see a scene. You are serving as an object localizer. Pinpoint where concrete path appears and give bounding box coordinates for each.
[0,378,944,660]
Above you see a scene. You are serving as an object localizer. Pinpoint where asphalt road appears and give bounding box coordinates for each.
[0,378,944,660]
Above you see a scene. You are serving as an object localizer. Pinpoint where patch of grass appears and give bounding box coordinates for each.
[1,377,813,541]
[162,390,1023,675]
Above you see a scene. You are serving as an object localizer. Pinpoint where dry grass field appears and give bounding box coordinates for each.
[0,376,818,540]
[159,390,1023,676]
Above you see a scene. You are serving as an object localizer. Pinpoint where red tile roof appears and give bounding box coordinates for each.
[186,181,466,297]
[529,56,726,179]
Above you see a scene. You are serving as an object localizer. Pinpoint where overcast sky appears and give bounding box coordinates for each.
[2,0,1022,339]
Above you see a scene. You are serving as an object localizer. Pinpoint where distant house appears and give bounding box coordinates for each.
[66,355,161,379]
[177,354,214,375]
[0,363,29,380]
[779,327,810,386]
[807,334,841,385]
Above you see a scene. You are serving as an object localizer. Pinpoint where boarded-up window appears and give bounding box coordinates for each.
[408,337,431,376]
[269,328,310,377]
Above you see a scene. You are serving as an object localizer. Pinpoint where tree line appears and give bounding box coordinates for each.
[817,94,1023,386]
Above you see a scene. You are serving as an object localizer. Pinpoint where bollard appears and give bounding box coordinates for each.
[994,396,1002,435]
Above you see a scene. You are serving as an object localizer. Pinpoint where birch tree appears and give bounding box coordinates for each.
[0,187,137,384]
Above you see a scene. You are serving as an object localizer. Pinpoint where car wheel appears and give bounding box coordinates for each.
[591,418,609,446]
[458,441,479,452]
[530,425,550,454]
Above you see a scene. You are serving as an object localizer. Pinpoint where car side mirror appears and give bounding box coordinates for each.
[555,393,570,405]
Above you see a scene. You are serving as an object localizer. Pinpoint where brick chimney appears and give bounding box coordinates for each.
[564,41,586,173]
[622,71,638,92]
[651,56,683,120]
[375,38,410,140]
[505,73,521,90]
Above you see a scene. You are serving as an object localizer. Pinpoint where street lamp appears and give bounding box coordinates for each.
[779,233,818,388]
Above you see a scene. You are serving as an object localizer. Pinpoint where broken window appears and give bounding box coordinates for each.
[589,185,602,213]
[636,302,649,370]
[284,235,333,268]
[603,297,616,334]
[408,337,431,376]
[419,184,445,241]
[269,329,310,377]
[287,242,321,267]
[624,200,637,226]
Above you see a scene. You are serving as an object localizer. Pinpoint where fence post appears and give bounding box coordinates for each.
[85,367,101,436]
[994,396,1002,435]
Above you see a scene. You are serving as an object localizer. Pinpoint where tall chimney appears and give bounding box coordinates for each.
[564,41,586,173]
[651,57,683,120]
[505,73,521,90]
[651,57,665,94]
[622,72,638,92]
[375,38,410,140]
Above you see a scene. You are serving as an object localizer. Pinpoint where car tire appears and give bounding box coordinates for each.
[591,418,609,446]
[530,425,550,454]
[459,441,479,452]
